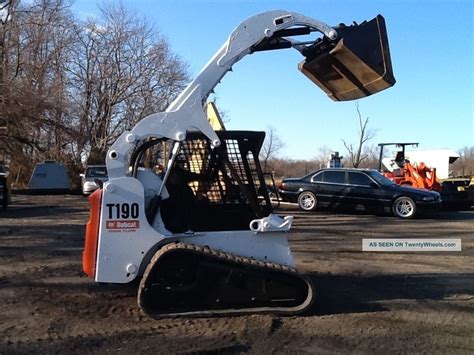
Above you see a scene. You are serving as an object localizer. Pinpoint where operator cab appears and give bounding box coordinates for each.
[131,131,272,233]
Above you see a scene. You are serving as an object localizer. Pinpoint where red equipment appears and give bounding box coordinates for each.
[384,161,442,191]
[378,143,442,191]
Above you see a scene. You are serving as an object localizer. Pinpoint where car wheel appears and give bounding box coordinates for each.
[392,196,416,219]
[298,191,318,212]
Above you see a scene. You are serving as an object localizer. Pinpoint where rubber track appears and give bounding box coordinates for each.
[138,242,315,318]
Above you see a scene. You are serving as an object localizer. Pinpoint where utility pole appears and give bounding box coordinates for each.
[0,1,10,165]
[0,1,9,138]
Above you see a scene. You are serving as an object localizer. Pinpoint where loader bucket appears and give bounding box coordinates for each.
[299,15,395,101]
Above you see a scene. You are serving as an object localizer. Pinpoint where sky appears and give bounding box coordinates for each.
[72,0,473,160]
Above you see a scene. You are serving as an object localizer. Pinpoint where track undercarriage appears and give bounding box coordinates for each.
[138,243,314,318]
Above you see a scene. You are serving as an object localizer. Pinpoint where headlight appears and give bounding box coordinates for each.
[422,196,435,201]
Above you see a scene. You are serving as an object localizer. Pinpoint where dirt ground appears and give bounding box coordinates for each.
[0,195,473,354]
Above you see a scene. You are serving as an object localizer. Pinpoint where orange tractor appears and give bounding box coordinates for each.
[378,143,442,191]
[378,143,473,210]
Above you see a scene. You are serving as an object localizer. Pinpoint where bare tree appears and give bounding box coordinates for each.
[0,0,76,183]
[68,3,188,164]
[355,144,379,169]
[0,0,189,187]
[269,158,321,179]
[260,126,284,172]
[342,101,375,168]
[451,146,474,177]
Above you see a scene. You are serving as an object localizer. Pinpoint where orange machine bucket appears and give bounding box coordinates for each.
[299,15,395,101]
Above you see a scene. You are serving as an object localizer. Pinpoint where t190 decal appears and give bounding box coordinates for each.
[105,203,140,232]
[106,203,139,219]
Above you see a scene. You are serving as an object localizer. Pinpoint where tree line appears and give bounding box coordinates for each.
[264,145,474,180]
[0,1,472,188]
[0,0,188,186]
[262,119,473,180]
[263,143,380,179]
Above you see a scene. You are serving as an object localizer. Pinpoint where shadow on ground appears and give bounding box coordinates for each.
[306,272,474,316]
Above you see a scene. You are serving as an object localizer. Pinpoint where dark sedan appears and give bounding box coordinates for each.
[278,168,441,218]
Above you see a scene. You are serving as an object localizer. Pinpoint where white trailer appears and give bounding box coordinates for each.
[405,149,459,180]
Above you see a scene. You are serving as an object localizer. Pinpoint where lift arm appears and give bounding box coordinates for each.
[106,10,394,180]
[105,10,338,179]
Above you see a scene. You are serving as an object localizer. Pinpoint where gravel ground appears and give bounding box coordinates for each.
[0,195,473,354]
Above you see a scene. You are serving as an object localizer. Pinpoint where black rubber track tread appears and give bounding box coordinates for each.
[137,242,315,319]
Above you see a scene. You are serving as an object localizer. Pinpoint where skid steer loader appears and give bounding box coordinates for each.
[83,10,395,318]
